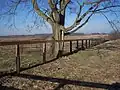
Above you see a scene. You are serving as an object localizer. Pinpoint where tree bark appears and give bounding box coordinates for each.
[51,23,64,58]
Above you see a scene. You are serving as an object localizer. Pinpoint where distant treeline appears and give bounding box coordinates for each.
[0,33,109,38]
[0,34,52,38]
[70,33,108,36]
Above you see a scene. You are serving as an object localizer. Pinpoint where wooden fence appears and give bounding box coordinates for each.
[0,38,106,74]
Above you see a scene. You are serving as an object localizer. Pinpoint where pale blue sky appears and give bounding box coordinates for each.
[0,0,116,36]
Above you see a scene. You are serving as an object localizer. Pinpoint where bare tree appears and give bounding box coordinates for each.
[0,0,120,57]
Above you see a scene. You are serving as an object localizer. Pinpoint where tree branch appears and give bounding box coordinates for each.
[64,0,118,32]
[65,3,99,31]
[59,0,70,13]
[65,13,94,35]
[48,0,61,23]
[94,5,120,12]
[100,12,119,31]
[65,4,99,34]
[32,0,53,24]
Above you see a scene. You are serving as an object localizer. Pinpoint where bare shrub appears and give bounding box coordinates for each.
[109,30,120,40]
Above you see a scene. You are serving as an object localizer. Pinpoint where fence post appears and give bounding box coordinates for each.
[81,40,84,50]
[70,41,72,53]
[76,40,79,49]
[43,42,46,63]
[93,39,96,46]
[91,39,93,47]
[16,44,20,74]
[85,40,87,48]
[88,39,91,48]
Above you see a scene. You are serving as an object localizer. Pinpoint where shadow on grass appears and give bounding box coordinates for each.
[0,47,84,78]
[13,73,120,90]
[21,47,86,71]
[0,84,19,90]
[0,42,105,79]
[62,47,85,57]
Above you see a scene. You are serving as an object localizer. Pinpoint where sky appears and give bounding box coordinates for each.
[0,0,116,36]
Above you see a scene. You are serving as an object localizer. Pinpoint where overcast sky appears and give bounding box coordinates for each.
[0,0,115,36]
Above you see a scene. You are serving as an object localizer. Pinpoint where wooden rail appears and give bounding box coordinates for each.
[0,38,106,74]
[0,38,104,46]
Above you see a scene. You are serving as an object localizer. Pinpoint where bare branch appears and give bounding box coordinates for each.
[94,5,120,12]
[65,3,100,34]
[66,12,96,34]
[59,0,70,13]
[65,2,99,31]
[32,0,53,24]
[101,12,119,31]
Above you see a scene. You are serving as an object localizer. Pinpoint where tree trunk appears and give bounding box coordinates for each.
[58,29,64,57]
[51,23,64,58]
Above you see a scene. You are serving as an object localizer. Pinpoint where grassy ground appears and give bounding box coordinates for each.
[0,39,120,90]
[0,44,43,71]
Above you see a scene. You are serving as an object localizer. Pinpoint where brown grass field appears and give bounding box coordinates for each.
[1,34,120,90]
[0,34,108,41]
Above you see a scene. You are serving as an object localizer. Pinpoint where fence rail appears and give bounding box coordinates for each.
[0,38,104,46]
[0,38,106,74]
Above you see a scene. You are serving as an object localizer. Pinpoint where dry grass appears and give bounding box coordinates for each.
[0,44,43,71]
[0,38,120,90]
[65,35,108,40]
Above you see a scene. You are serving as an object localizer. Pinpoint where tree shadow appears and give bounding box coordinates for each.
[0,44,97,79]
[0,47,83,78]
[54,83,65,90]
[62,48,83,57]
[0,57,58,78]
[21,48,84,72]
[13,73,120,90]
[0,84,19,90]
